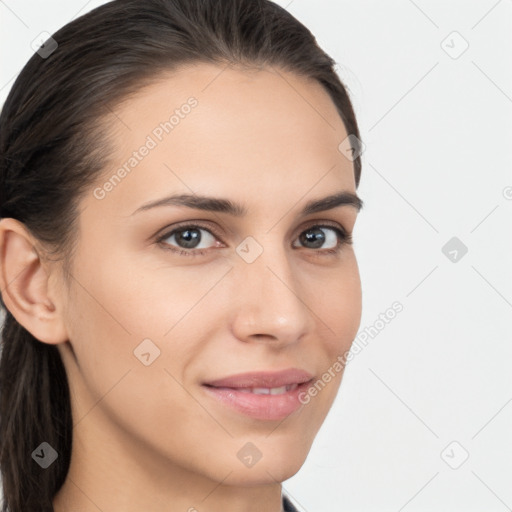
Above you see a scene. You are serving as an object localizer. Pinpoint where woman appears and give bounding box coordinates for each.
[0,1,364,511]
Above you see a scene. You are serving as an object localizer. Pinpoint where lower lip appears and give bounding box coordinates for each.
[201,380,313,421]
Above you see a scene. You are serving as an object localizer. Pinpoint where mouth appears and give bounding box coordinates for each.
[201,369,315,421]
[206,383,301,395]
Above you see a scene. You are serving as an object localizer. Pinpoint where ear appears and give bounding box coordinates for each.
[0,217,68,344]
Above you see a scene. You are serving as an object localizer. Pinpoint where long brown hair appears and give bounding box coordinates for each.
[0,1,363,510]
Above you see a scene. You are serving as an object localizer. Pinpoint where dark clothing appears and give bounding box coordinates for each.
[283,494,299,512]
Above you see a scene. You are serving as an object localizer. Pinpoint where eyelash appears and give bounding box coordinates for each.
[155,221,352,258]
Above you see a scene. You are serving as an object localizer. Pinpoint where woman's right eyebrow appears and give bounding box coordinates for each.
[130,191,364,217]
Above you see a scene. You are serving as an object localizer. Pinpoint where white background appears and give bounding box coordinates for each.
[1,1,511,511]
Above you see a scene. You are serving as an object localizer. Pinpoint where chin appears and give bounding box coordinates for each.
[220,444,309,486]
[224,461,305,487]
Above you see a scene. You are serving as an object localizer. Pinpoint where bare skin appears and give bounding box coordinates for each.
[0,62,362,512]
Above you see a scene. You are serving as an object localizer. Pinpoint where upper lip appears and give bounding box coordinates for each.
[203,368,314,389]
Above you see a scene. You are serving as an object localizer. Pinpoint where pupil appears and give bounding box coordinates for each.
[301,227,324,248]
[177,228,201,249]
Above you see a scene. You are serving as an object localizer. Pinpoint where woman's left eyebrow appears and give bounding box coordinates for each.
[130,190,363,217]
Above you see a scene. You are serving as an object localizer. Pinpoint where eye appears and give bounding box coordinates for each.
[155,222,352,257]
[292,223,352,256]
[156,223,220,257]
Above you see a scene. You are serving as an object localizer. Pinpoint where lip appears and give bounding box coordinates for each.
[201,368,315,421]
[203,368,314,388]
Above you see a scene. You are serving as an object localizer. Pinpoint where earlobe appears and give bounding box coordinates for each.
[0,218,69,345]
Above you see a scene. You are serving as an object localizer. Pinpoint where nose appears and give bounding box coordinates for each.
[229,238,315,347]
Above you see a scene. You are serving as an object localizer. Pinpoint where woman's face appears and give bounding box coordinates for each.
[57,63,362,487]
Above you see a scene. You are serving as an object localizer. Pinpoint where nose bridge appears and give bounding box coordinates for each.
[229,234,313,343]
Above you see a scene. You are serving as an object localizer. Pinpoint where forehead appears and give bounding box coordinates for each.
[86,62,355,218]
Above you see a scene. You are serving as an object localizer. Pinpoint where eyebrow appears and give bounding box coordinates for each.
[131,190,364,217]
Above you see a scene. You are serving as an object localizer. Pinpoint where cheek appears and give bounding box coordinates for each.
[97,250,233,338]
[307,254,362,353]
[63,257,208,453]
[283,254,361,413]
[64,252,233,404]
